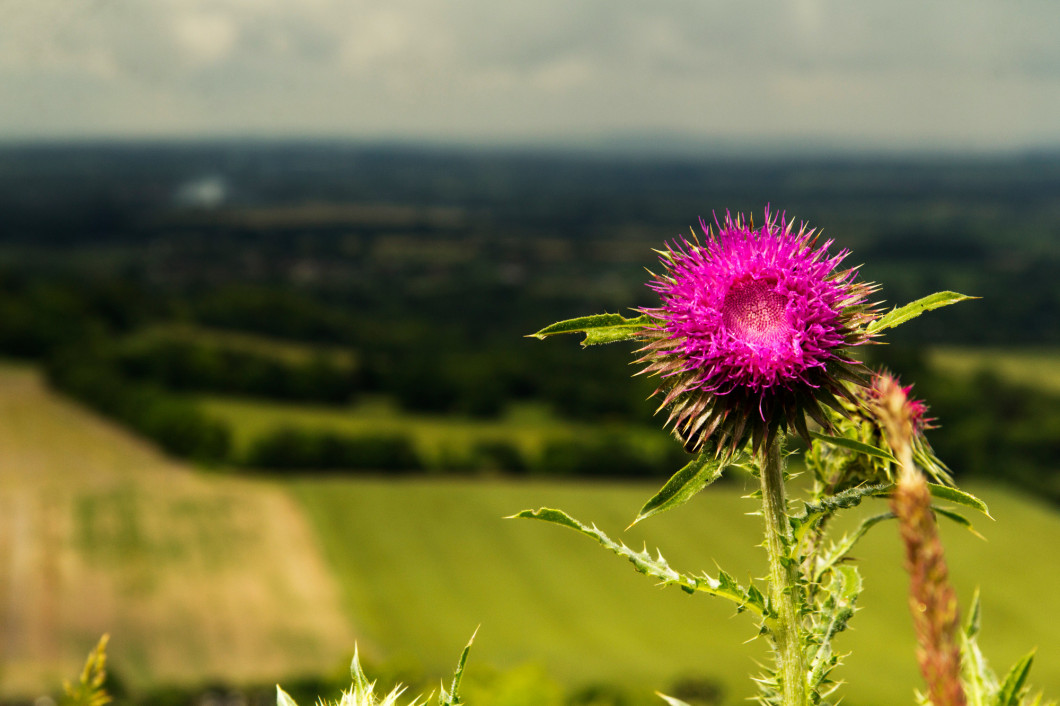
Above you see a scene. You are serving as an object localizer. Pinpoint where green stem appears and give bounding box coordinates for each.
[760,436,808,706]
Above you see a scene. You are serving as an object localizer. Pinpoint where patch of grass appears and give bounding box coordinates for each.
[288,475,1060,706]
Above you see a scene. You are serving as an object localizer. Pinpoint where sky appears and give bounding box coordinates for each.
[1,0,1059,151]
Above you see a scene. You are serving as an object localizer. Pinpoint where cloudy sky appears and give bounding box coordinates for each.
[1,0,1058,150]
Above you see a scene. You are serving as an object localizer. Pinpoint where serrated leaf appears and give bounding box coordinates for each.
[276,686,299,706]
[528,313,653,347]
[630,452,728,527]
[928,483,992,518]
[510,507,766,618]
[996,650,1036,706]
[867,291,976,335]
[810,431,897,462]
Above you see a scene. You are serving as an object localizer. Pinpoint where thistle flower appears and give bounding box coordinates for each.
[637,209,878,456]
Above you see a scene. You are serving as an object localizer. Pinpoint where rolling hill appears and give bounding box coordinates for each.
[1,362,1058,705]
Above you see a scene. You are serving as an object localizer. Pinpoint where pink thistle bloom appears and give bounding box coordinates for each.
[638,209,878,455]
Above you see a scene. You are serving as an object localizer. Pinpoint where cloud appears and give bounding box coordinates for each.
[0,0,1058,148]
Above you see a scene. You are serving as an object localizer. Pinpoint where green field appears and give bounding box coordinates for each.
[4,361,1060,705]
[927,346,1060,394]
[286,475,1060,705]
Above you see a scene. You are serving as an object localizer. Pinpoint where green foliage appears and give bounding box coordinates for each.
[45,348,231,463]
[534,433,683,478]
[244,426,423,472]
[114,327,360,404]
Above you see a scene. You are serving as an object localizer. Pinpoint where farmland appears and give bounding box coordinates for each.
[0,364,355,697]
[2,362,1059,705]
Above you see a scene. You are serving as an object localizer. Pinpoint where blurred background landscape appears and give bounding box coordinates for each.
[1,1,1059,705]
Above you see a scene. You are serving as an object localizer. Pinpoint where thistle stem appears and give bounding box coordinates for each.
[760,437,808,706]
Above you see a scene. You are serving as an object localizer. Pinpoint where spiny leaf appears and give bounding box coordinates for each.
[655,694,693,706]
[996,650,1036,706]
[630,452,729,527]
[528,313,653,347]
[510,507,766,618]
[866,291,976,335]
[810,431,897,462]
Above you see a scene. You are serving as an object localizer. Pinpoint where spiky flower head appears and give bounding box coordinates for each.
[638,209,878,456]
